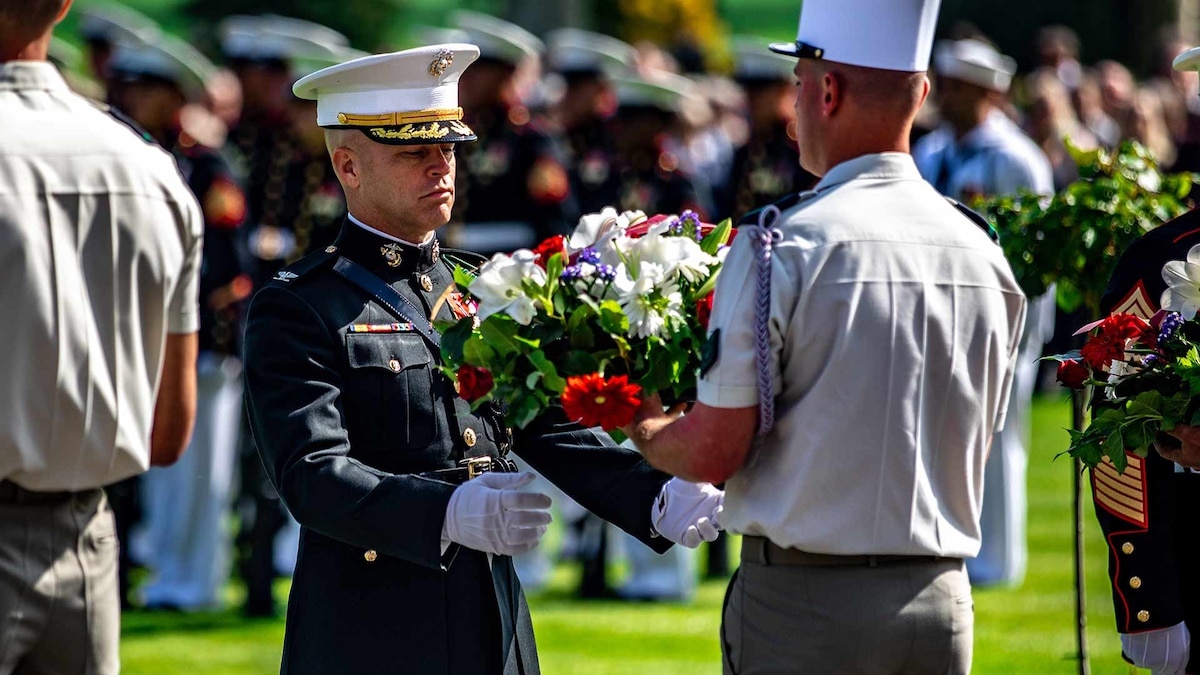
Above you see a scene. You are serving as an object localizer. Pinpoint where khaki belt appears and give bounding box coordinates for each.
[0,480,94,506]
[741,535,961,568]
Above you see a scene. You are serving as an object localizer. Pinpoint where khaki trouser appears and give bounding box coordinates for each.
[722,542,973,675]
[0,487,119,675]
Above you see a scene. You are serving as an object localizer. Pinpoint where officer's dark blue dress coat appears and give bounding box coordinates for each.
[243,220,671,674]
[1097,209,1200,671]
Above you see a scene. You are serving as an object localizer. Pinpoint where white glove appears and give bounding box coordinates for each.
[1121,621,1191,675]
[442,472,552,556]
[652,478,724,548]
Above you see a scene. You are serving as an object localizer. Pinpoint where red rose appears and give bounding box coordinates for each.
[456,365,494,402]
[560,373,642,431]
[1056,360,1089,389]
[530,235,566,270]
[697,293,715,331]
[1080,313,1151,370]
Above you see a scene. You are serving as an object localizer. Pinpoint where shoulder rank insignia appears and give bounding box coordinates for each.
[1111,281,1156,321]
[273,270,299,283]
[381,242,403,268]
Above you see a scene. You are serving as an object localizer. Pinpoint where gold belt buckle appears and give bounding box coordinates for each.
[461,457,493,480]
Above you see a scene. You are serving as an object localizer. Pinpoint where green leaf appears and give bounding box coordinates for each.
[509,394,544,429]
[480,318,520,357]
[462,334,496,367]
[700,218,733,256]
[439,317,476,365]
[453,265,476,290]
[527,351,568,392]
[564,350,600,376]
[597,300,629,336]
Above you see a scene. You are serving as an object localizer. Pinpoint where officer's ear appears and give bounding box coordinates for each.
[821,69,842,117]
[331,143,362,191]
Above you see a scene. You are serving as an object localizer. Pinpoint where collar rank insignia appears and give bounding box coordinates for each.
[430,238,440,262]
[429,50,454,77]
[273,270,299,282]
[380,243,404,268]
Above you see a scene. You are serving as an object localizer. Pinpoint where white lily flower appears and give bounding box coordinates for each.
[632,234,719,284]
[469,249,546,325]
[1160,243,1200,318]
[569,207,623,253]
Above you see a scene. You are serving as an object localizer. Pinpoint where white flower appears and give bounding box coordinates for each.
[1106,356,1135,401]
[1160,243,1200,318]
[568,208,646,253]
[632,234,719,284]
[615,262,684,339]
[469,249,546,325]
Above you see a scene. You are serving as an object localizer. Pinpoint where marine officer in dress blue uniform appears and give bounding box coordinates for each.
[913,37,1056,588]
[242,44,724,674]
[1079,42,1200,675]
[107,32,252,612]
[623,0,1027,671]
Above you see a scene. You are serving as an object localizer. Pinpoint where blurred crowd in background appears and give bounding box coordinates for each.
[57,1,1200,618]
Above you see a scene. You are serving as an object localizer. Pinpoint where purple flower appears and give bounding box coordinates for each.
[1145,354,1160,366]
[595,264,616,281]
[667,217,685,235]
[578,247,601,265]
[561,265,584,282]
[680,210,703,241]
[1159,312,1184,344]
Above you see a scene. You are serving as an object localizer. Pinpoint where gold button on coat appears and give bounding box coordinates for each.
[1137,610,1150,622]
[419,274,433,292]
[388,358,401,372]
[1121,542,1134,554]
[1129,576,1142,589]
[463,428,477,447]
[364,550,378,562]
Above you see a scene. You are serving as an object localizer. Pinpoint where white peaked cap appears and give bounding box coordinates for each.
[733,36,796,82]
[452,11,543,65]
[292,44,481,145]
[110,33,216,100]
[546,28,635,76]
[78,2,160,44]
[771,0,941,72]
[614,72,697,113]
[220,15,349,62]
[934,39,1017,93]
[1173,46,1200,75]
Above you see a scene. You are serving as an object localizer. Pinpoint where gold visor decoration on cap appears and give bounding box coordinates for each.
[363,119,475,144]
[336,107,465,127]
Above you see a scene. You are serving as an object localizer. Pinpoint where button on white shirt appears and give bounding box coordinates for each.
[698,152,1026,558]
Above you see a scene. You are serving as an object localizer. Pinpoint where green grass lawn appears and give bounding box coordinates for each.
[120,395,1146,673]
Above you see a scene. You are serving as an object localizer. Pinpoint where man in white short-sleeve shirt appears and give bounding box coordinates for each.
[624,1,1026,672]
[0,1,202,671]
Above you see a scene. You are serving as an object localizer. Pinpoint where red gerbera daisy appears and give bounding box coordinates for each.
[560,373,642,431]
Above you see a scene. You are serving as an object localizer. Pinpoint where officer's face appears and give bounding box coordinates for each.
[340,139,457,236]
[791,59,827,175]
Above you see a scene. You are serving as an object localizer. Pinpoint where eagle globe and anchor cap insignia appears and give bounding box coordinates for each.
[381,242,404,268]
[429,49,454,77]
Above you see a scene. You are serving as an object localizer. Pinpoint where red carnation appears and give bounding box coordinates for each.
[1080,313,1151,370]
[697,293,715,331]
[531,235,566,269]
[1056,360,1089,389]
[560,373,642,431]
[456,365,494,402]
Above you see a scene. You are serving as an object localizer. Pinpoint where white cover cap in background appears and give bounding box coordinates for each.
[733,36,796,83]
[933,39,1017,93]
[292,44,480,145]
[545,28,635,77]
[109,33,216,100]
[1173,46,1200,76]
[770,0,941,72]
[451,11,543,66]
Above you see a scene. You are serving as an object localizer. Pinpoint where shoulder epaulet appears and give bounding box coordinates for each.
[87,99,157,146]
[440,247,490,275]
[945,197,1001,245]
[736,190,814,226]
[265,248,338,287]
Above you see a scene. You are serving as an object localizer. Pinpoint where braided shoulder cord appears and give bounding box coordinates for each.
[740,205,784,436]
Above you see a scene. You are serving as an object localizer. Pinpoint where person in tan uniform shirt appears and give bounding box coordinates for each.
[0,1,202,672]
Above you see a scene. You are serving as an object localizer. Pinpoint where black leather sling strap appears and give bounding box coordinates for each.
[332,257,441,349]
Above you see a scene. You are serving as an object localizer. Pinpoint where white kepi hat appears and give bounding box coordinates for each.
[934,39,1017,93]
[770,0,941,72]
[292,44,480,145]
[1173,45,1200,79]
